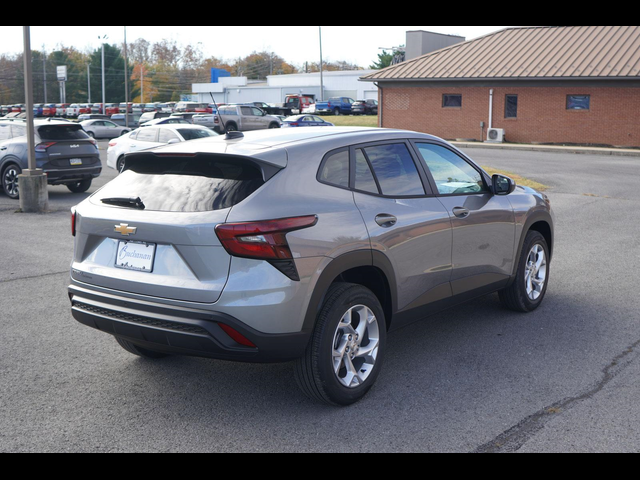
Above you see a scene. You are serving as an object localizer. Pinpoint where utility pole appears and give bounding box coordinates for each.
[87,63,91,103]
[18,26,49,213]
[319,27,324,102]
[42,44,47,103]
[124,26,129,128]
[99,35,107,115]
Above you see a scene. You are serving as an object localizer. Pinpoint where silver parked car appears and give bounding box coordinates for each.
[80,119,131,139]
[68,127,554,406]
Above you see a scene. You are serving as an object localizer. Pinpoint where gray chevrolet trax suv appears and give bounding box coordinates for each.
[68,127,554,406]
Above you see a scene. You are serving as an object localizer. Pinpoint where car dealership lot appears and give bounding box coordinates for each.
[1,142,640,452]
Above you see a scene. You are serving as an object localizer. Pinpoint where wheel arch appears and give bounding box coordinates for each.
[512,210,554,278]
[302,250,397,333]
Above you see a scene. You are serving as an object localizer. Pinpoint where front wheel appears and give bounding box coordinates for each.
[294,283,386,406]
[499,230,550,312]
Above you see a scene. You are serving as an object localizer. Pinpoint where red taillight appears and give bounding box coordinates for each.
[35,141,56,152]
[108,141,117,147]
[71,207,77,236]
[215,216,318,261]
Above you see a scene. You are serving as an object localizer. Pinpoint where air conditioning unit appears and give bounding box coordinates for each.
[487,128,505,143]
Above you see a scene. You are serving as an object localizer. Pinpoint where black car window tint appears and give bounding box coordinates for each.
[363,143,425,196]
[354,149,379,194]
[318,149,349,188]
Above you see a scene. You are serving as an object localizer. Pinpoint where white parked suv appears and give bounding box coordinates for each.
[106,124,217,172]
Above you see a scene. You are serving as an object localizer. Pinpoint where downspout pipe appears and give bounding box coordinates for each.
[375,82,382,127]
[489,88,494,131]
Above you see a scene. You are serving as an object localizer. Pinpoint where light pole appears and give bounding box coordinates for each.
[18,26,49,213]
[99,35,108,114]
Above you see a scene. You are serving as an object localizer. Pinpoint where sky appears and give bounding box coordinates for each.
[0,26,513,68]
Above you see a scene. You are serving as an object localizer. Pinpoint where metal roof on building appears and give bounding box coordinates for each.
[361,26,640,81]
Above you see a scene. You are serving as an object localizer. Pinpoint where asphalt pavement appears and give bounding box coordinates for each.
[1,140,640,452]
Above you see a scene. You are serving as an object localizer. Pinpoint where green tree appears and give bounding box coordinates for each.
[87,43,134,103]
[370,50,394,70]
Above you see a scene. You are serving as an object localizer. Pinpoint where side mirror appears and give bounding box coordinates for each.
[492,174,516,195]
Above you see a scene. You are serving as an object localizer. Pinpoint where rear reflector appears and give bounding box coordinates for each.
[218,323,256,348]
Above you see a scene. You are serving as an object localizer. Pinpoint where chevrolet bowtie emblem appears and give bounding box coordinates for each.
[114,224,137,236]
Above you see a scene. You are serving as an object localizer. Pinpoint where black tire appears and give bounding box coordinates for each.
[225,122,238,132]
[499,230,550,312]
[115,337,169,359]
[116,156,126,173]
[1,163,21,199]
[268,122,280,129]
[66,179,92,193]
[333,108,340,116]
[294,283,386,406]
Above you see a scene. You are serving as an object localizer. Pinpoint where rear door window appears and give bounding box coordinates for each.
[361,143,425,196]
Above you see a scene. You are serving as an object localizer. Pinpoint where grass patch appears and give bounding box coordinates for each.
[482,166,549,191]
[319,115,378,127]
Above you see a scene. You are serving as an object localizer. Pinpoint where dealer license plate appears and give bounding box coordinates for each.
[115,241,156,272]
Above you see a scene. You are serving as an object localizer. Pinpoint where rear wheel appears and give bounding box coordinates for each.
[115,337,169,359]
[295,283,386,406]
[66,179,92,193]
[2,163,21,199]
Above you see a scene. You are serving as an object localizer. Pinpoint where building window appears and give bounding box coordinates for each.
[567,95,590,110]
[505,95,518,118]
[442,94,462,108]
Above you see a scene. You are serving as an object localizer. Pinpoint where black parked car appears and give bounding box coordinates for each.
[351,99,378,115]
[0,118,101,199]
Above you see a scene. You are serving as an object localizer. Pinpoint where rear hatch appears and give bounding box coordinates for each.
[71,150,276,304]
[36,123,100,168]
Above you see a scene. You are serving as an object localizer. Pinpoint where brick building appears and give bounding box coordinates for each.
[361,26,640,148]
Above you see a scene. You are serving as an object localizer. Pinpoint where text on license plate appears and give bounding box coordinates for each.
[115,241,156,272]
[70,158,83,165]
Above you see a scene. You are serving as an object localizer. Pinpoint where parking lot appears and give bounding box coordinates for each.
[1,140,640,452]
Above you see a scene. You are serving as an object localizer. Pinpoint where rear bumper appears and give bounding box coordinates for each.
[68,284,311,363]
[44,163,102,185]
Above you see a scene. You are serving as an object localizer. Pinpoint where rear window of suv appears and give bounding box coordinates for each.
[37,124,91,140]
[92,155,265,212]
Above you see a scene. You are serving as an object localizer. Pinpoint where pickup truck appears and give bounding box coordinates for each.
[207,104,281,133]
[249,95,315,116]
[313,97,355,116]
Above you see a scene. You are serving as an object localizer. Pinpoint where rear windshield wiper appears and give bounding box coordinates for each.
[100,197,146,210]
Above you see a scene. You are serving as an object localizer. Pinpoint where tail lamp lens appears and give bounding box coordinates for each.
[35,141,56,152]
[215,215,318,261]
[71,207,77,236]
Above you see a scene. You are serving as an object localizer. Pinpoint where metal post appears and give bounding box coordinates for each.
[124,26,129,128]
[319,27,324,102]
[18,26,49,213]
[100,36,107,115]
[87,63,91,103]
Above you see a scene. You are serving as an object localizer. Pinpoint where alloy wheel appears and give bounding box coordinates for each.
[525,244,547,301]
[332,304,380,388]
[3,166,19,198]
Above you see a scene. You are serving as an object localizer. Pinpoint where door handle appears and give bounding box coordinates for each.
[375,214,397,227]
[452,207,470,218]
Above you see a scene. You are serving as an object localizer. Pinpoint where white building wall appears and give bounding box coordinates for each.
[192,70,377,104]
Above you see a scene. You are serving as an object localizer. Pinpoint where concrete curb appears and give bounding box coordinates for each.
[451,141,640,157]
